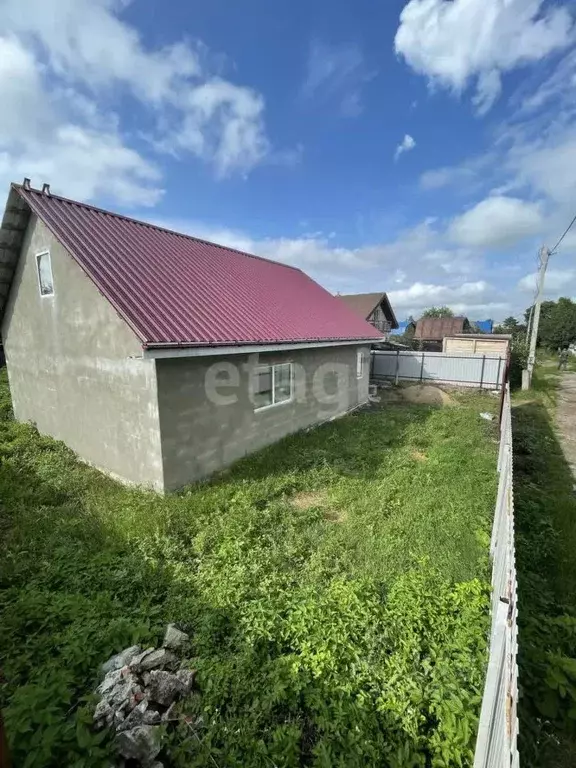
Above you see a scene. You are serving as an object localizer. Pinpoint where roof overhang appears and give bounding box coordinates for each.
[143,338,383,360]
[0,187,31,325]
[379,294,399,329]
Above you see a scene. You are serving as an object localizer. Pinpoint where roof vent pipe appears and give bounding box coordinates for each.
[23,178,31,190]
[42,183,51,196]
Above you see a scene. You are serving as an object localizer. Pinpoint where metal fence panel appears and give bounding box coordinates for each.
[473,385,519,768]
[371,350,506,389]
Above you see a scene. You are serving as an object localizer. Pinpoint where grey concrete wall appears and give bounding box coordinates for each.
[156,344,370,490]
[1,215,164,490]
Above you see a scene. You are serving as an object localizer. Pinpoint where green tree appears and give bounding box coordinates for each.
[538,297,576,349]
[421,306,454,318]
[494,317,527,338]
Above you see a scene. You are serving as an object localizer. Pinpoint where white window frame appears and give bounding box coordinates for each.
[356,349,364,379]
[35,250,54,297]
[254,362,293,412]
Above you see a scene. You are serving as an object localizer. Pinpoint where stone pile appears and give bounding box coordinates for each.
[93,624,196,767]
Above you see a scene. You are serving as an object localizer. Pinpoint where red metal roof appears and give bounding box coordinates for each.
[13,185,383,348]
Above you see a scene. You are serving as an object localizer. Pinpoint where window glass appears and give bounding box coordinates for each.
[254,367,273,409]
[274,363,292,403]
[356,350,364,378]
[36,252,54,296]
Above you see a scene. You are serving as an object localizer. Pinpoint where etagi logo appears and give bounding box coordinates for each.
[204,353,363,417]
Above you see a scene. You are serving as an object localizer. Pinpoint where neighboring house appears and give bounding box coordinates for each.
[472,319,493,334]
[414,317,471,350]
[337,292,398,337]
[443,334,511,357]
[389,317,416,337]
[0,181,383,492]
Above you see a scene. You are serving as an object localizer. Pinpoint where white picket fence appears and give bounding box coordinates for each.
[473,385,520,768]
[371,350,507,390]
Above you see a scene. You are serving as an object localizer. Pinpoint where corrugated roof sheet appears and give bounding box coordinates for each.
[11,185,383,348]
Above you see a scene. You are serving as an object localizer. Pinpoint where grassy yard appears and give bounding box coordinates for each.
[512,364,576,767]
[0,370,499,768]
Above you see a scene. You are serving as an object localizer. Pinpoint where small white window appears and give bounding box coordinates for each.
[254,363,293,410]
[356,350,364,379]
[36,251,54,296]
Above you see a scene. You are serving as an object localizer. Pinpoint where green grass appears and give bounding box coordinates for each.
[0,369,499,767]
[512,365,576,766]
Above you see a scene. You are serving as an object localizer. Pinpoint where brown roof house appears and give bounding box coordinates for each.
[337,292,398,337]
[415,316,471,344]
[0,181,384,492]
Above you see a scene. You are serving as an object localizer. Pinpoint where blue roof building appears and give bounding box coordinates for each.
[390,317,416,336]
[473,319,493,334]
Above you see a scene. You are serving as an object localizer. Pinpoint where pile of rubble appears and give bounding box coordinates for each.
[93,624,196,767]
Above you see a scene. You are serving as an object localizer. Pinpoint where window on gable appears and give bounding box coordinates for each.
[36,251,54,296]
[254,362,293,410]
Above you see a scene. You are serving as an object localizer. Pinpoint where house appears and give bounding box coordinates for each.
[0,181,383,492]
[389,317,416,337]
[443,334,511,357]
[337,292,398,337]
[414,316,471,350]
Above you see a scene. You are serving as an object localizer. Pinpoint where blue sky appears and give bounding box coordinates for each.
[1,0,576,320]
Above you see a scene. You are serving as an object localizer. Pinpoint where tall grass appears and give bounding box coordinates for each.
[0,369,499,767]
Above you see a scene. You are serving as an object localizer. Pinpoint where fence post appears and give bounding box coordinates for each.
[420,352,425,382]
[395,350,400,385]
[479,355,486,389]
[495,356,502,391]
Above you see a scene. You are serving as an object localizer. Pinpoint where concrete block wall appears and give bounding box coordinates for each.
[1,215,165,491]
[156,344,370,490]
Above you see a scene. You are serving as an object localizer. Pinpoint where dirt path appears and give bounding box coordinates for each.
[556,372,576,475]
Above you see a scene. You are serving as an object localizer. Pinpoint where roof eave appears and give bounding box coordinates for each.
[142,337,384,359]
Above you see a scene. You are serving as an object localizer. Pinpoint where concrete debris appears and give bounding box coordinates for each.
[101,645,141,677]
[93,626,197,766]
[143,709,162,726]
[162,623,190,651]
[116,700,149,733]
[134,648,178,673]
[161,701,179,722]
[147,670,184,707]
[480,412,495,422]
[97,668,123,697]
[176,668,196,694]
[116,725,161,766]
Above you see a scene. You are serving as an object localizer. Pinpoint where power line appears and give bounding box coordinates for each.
[550,212,576,254]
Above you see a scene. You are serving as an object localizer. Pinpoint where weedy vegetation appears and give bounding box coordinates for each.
[0,369,499,767]
[513,365,576,766]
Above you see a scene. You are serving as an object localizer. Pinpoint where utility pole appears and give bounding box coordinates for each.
[525,245,550,387]
[526,303,534,343]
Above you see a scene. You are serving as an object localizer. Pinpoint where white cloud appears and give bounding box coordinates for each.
[301,39,374,117]
[509,136,576,207]
[518,269,576,293]
[394,134,416,160]
[162,78,269,177]
[0,0,273,201]
[395,0,574,113]
[0,35,161,206]
[389,280,489,307]
[449,196,544,248]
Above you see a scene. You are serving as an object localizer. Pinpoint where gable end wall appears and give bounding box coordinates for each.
[1,214,164,490]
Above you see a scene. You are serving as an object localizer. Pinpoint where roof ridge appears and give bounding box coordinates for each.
[11,183,303,274]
